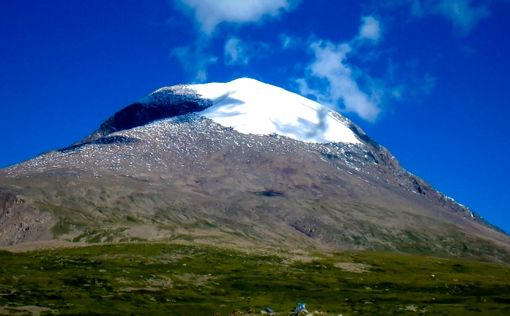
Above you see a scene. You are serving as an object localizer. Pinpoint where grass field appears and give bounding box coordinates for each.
[0,243,509,315]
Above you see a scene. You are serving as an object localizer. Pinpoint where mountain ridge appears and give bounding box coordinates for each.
[77,78,490,228]
[1,78,509,261]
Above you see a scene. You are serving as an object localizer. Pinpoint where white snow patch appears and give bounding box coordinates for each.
[186,78,361,144]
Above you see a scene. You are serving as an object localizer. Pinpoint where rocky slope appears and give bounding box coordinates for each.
[1,78,509,261]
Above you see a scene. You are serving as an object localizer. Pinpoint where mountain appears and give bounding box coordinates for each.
[1,78,509,261]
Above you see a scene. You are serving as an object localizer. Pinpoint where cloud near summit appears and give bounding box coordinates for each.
[298,40,381,122]
[176,0,295,34]
[297,15,386,122]
[172,0,297,82]
[171,1,440,121]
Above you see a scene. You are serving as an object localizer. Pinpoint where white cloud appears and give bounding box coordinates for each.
[434,0,490,34]
[294,15,390,122]
[172,44,217,82]
[172,0,297,80]
[279,34,301,49]
[358,16,381,42]
[299,41,381,121]
[280,34,293,49]
[175,0,294,35]
[373,0,490,35]
[224,37,250,65]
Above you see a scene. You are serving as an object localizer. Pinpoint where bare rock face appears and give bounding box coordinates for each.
[1,78,509,261]
[83,86,209,142]
[0,190,54,245]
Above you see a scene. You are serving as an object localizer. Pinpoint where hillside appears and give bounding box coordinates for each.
[0,78,509,262]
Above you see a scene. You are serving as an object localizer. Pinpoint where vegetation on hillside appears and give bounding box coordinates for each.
[1,243,509,315]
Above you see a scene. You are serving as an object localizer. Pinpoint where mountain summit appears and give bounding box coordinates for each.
[181,78,359,144]
[1,78,509,261]
[87,78,360,144]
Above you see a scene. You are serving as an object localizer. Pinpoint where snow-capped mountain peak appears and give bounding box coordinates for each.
[3,77,507,262]
[169,78,360,144]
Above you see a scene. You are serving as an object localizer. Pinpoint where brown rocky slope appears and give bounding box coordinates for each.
[1,83,509,262]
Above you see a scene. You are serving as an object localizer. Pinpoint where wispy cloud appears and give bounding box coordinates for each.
[296,16,387,122]
[358,15,381,42]
[374,0,490,35]
[434,0,490,35]
[279,33,302,49]
[175,0,296,35]
[224,37,250,65]
[172,43,217,82]
[223,37,270,66]
[299,41,381,121]
[173,0,299,81]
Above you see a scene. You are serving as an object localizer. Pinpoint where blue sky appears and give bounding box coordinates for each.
[1,0,509,232]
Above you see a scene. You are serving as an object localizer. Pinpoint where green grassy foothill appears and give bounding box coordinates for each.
[0,243,509,315]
